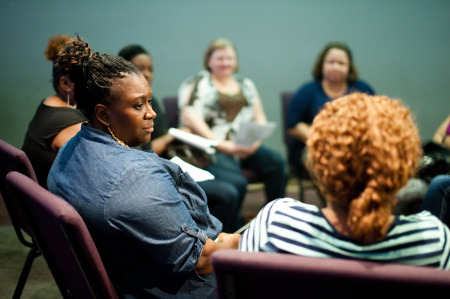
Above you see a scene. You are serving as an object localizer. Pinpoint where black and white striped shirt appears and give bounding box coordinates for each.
[239,198,450,269]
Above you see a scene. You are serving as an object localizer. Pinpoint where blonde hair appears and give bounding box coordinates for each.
[203,38,239,72]
[44,34,73,62]
[307,93,422,244]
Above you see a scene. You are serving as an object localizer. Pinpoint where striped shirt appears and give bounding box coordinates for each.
[239,198,450,269]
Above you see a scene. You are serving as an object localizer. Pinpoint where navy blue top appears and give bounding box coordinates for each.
[48,125,221,298]
[286,80,375,174]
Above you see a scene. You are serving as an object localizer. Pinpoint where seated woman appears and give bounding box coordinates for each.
[47,37,240,298]
[118,44,240,232]
[422,175,450,227]
[22,34,86,188]
[433,114,450,150]
[286,42,374,177]
[240,93,450,269]
[179,38,286,226]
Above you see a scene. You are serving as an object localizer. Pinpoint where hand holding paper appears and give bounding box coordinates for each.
[234,122,276,147]
[168,128,218,154]
[170,156,215,182]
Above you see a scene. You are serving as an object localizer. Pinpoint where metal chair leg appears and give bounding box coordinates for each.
[12,246,41,299]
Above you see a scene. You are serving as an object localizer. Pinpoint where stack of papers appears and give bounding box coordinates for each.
[169,121,277,151]
[168,128,218,154]
[234,122,276,147]
[170,156,215,182]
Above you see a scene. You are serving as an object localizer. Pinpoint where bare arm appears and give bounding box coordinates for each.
[195,233,241,275]
[433,114,450,150]
[181,109,216,139]
[287,122,310,144]
[151,127,192,156]
[51,122,83,151]
[252,93,267,123]
[151,133,176,156]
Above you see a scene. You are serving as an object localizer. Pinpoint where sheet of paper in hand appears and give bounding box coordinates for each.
[168,128,219,154]
[234,122,276,147]
[170,156,215,182]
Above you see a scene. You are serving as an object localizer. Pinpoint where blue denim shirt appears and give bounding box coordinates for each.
[48,125,222,298]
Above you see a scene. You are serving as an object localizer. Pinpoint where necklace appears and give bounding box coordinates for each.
[107,127,129,147]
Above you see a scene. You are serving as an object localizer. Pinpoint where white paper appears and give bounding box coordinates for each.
[170,156,215,182]
[168,128,218,154]
[234,122,276,147]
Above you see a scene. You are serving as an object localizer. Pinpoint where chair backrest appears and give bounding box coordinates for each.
[163,95,180,128]
[280,92,296,175]
[211,249,450,298]
[0,139,38,244]
[280,92,295,147]
[6,171,119,299]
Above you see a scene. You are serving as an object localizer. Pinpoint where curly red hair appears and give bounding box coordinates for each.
[307,93,422,244]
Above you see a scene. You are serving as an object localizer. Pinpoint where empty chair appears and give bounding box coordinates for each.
[211,249,450,299]
[6,171,118,299]
[0,139,41,298]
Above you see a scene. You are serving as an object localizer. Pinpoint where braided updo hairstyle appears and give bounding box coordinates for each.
[45,34,73,62]
[55,36,140,120]
[46,34,74,92]
[307,93,422,244]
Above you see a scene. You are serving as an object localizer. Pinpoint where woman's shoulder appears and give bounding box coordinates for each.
[39,103,86,120]
[396,210,449,233]
[266,197,321,216]
[182,70,210,85]
[26,102,86,133]
[351,79,375,94]
[290,81,322,104]
[295,80,322,94]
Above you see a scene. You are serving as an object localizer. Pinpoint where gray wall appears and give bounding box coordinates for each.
[1,0,449,160]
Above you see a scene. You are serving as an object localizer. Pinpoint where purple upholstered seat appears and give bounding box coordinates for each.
[211,249,450,298]
[6,171,119,299]
[0,139,40,297]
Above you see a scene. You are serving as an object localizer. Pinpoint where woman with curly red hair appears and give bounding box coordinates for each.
[240,93,450,269]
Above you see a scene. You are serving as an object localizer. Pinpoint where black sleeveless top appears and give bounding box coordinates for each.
[22,100,87,188]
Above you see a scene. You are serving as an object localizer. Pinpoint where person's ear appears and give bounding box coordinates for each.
[59,76,73,92]
[95,104,110,127]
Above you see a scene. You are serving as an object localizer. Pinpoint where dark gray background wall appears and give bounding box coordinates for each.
[1,0,449,160]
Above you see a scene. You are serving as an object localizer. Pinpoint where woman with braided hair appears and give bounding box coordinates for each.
[240,93,450,269]
[22,34,87,188]
[48,37,240,298]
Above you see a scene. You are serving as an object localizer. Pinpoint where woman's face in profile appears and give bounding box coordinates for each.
[207,46,237,77]
[322,48,350,84]
[130,53,154,86]
[107,73,155,147]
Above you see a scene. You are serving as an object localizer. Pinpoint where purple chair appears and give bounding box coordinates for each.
[6,171,119,299]
[0,139,41,298]
[211,249,450,298]
[163,95,180,130]
[163,96,264,183]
